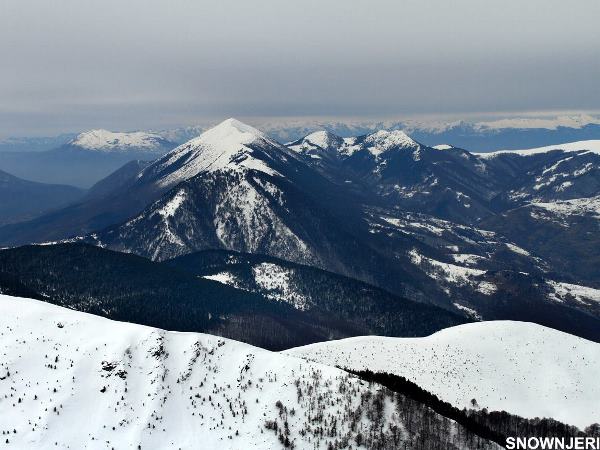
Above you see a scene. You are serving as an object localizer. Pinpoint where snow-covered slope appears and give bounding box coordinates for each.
[85,119,377,268]
[478,140,600,158]
[138,118,292,189]
[530,196,600,220]
[287,130,344,155]
[286,321,600,429]
[0,294,499,449]
[68,129,174,153]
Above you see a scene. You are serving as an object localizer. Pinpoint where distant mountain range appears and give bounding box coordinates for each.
[1,119,600,342]
[3,114,600,154]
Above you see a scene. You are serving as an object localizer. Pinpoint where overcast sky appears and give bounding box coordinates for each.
[1,0,600,136]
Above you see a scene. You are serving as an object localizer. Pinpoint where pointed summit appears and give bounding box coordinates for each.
[195,118,268,148]
[138,118,284,188]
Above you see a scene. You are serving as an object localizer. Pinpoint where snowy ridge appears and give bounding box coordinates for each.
[69,129,170,152]
[288,129,421,158]
[547,281,600,305]
[477,140,600,158]
[140,119,286,188]
[340,130,420,157]
[0,295,499,449]
[286,321,600,429]
[530,196,600,219]
[364,130,419,156]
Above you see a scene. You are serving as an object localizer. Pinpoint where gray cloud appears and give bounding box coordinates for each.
[1,0,600,136]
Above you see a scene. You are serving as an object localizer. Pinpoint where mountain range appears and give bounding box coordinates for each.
[4,114,600,153]
[1,119,600,343]
[1,117,600,445]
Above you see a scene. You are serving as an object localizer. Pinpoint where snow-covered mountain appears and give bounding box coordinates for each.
[84,119,381,271]
[286,128,510,224]
[137,118,294,188]
[152,114,600,151]
[286,321,600,429]
[2,113,600,154]
[68,129,175,153]
[0,130,177,189]
[288,129,420,158]
[0,294,501,449]
[289,132,600,211]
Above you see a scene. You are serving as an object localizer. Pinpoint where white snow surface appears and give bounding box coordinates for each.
[69,129,168,152]
[547,281,600,305]
[202,271,238,286]
[286,321,600,429]
[156,189,187,218]
[505,242,531,256]
[142,119,284,188]
[0,294,471,450]
[251,263,309,310]
[531,196,600,219]
[478,140,600,158]
[202,265,309,311]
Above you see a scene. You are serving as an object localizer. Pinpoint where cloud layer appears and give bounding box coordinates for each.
[2,0,600,136]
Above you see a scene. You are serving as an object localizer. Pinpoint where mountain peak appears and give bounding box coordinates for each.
[364,129,419,156]
[287,130,344,156]
[69,129,168,152]
[197,118,266,145]
[304,130,343,148]
[139,119,283,188]
[181,118,273,154]
[183,117,274,155]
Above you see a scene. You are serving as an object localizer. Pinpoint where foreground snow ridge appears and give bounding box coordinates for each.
[0,295,498,450]
[285,321,600,429]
